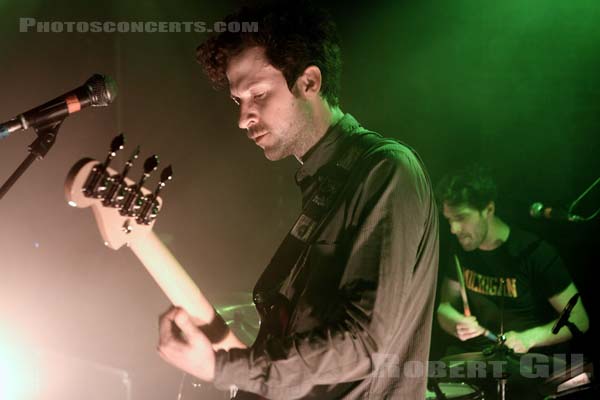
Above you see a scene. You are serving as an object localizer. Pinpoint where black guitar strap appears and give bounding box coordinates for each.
[252,129,384,316]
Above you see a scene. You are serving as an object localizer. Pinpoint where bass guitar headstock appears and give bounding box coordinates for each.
[65,134,173,249]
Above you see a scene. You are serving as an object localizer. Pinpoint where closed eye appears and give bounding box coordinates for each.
[445,215,464,224]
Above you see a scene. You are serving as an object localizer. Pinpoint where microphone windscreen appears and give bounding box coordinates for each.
[529,202,544,218]
[86,74,118,107]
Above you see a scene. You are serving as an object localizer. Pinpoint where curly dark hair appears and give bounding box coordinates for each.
[435,165,498,211]
[196,1,342,107]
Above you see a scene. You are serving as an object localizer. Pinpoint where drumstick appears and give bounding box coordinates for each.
[454,255,471,316]
[454,255,498,342]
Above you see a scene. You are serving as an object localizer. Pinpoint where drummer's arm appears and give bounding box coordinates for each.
[437,278,462,334]
[437,278,483,340]
[505,283,589,351]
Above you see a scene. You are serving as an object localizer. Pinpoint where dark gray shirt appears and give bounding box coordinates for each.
[214,114,439,399]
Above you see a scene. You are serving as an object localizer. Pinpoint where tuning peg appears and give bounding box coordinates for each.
[110,134,125,154]
[102,133,125,170]
[144,154,159,173]
[120,145,140,179]
[138,164,173,225]
[102,145,140,208]
[153,165,173,198]
[118,155,158,218]
[136,155,159,189]
[83,134,125,198]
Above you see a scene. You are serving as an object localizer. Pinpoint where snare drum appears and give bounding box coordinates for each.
[425,382,483,399]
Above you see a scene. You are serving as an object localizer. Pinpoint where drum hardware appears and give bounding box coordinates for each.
[425,381,484,399]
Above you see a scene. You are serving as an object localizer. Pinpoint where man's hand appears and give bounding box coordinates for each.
[455,315,486,341]
[504,330,536,353]
[157,306,216,382]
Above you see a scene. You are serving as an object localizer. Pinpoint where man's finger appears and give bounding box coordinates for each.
[457,323,474,330]
[158,306,181,345]
[459,329,477,337]
[460,330,484,340]
[457,324,480,332]
[173,308,201,344]
[159,305,180,321]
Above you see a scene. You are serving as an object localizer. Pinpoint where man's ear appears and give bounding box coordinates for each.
[484,201,496,218]
[294,65,322,99]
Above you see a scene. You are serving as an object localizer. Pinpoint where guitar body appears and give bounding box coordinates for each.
[253,292,292,347]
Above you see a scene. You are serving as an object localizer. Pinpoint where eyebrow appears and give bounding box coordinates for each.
[230,79,267,95]
[230,82,267,103]
[444,211,467,220]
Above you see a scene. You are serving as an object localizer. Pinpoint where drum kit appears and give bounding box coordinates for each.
[427,339,541,400]
[433,259,596,400]
[425,310,599,400]
[426,337,595,400]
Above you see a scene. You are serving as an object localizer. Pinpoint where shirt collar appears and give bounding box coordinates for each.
[294,113,362,186]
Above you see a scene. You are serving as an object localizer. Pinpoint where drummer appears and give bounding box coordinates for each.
[435,166,589,355]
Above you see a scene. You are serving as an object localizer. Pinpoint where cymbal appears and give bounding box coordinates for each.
[442,346,566,365]
[442,346,519,363]
[440,345,549,378]
[213,292,260,346]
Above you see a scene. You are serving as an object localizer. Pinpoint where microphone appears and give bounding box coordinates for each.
[0,74,117,139]
[529,202,583,222]
[552,293,580,335]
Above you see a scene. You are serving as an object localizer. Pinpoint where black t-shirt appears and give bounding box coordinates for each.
[446,227,571,351]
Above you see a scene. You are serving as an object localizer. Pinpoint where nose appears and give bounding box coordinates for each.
[238,102,258,130]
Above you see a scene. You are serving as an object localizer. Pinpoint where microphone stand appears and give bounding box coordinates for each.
[568,176,600,221]
[0,119,63,201]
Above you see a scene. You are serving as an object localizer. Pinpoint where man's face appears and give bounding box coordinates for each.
[442,202,491,251]
[226,46,312,161]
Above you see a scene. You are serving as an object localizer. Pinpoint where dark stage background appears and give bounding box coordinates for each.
[0,1,598,399]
